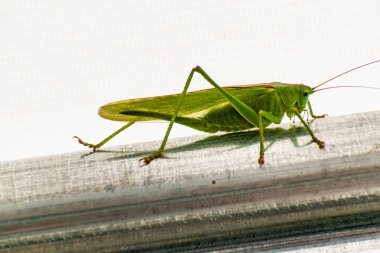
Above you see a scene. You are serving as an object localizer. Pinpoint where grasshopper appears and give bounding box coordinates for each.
[75,60,379,166]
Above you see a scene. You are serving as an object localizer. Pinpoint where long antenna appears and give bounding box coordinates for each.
[313,59,380,90]
[314,85,380,93]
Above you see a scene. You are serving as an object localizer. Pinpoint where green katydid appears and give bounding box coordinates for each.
[74,60,380,166]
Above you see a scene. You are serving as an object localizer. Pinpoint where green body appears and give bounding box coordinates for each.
[75,60,380,165]
[99,83,313,133]
[76,66,323,166]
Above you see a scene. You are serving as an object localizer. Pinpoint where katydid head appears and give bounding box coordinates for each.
[273,83,300,108]
[296,85,313,111]
[273,83,313,113]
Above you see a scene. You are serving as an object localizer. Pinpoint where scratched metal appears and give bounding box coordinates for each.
[0,111,380,252]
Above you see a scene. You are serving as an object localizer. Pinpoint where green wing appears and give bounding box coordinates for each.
[99,84,277,132]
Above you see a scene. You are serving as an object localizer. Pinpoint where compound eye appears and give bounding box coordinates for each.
[303,91,309,97]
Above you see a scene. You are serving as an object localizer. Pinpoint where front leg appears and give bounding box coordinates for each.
[292,108,325,149]
[308,101,327,119]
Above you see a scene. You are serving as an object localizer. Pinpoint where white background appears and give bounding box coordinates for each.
[1,0,380,163]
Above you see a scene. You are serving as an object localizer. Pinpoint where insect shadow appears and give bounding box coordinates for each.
[100,125,311,162]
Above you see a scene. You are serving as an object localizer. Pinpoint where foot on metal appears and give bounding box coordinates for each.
[313,114,328,119]
[258,155,264,167]
[73,136,99,151]
[139,151,164,166]
[315,139,325,149]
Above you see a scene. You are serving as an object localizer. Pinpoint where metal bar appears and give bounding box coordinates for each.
[1,111,380,252]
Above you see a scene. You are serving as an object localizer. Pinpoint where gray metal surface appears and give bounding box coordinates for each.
[1,111,380,252]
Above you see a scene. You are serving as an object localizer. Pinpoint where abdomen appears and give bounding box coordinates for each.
[201,92,285,132]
